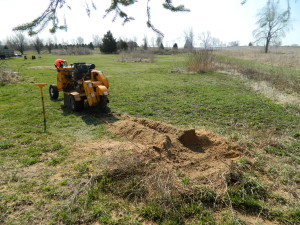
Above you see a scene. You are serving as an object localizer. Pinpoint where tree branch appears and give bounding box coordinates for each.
[13,0,189,36]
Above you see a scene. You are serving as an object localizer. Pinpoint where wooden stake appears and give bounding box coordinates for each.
[34,84,47,132]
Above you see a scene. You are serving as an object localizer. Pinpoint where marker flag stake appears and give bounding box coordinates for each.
[34,84,47,132]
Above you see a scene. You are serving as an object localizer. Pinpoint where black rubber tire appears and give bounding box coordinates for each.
[98,96,108,111]
[49,84,59,99]
[71,96,84,111]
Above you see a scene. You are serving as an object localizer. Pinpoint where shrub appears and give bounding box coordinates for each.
[0,62,18,85]
[186,49,216,73]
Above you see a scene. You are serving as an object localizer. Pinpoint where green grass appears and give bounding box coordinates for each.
[0,51,299,224]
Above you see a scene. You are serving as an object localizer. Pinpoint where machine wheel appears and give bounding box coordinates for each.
[71,96,84,111]
[49,84,59,99]
[98,96,108,111]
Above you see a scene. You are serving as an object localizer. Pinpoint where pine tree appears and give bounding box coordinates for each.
[172,43,178,50]
[100,31,117,53]
[88,42,94,50]
[117,39,128,51]
[159,43,164,49]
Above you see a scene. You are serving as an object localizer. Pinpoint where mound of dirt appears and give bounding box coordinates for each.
[108,116,242,185]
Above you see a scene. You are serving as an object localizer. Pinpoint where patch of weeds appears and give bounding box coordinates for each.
[97,175,113,192]
[226,172,269,215]
[227,189,266,214]
[141,197,215,224]
[94,173,146,202]
[19,147,43,166]
[189,185,218,206]
[15,180,37,194]
[17,211,34,224]
[5,193,19,201]
[19,135,35,145]
[265,146,288,156]
[21,157,39,166]
[219,211,245,225]
[52,179,119,224]
[46,156,63,166]
[75,161,90,173]
[287,208,300,224]
[0,141,14,150]
[269,193,287,205]
[41,184,59,199]
[40,141,64,153]
[35,199,47,210]
[46,148,68,166]
[50,142,64,151]
[267,165,299,185]
[270,208,300,224]
[115,177,146,201]
[0,202,8,223]
[235,157,252,170]
[182,176,191,185]
[52,205,80,225]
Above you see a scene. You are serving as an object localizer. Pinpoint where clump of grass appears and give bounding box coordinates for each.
[219,210,246,225]
[0,62,18,85]
[186,49,217,73]
[141,197,215,224]
[117,50,155,63]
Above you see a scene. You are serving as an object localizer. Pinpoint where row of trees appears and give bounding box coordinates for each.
[102,0,293,54]
[2,29,243,55]
[2,32,138,55]
[10,0,294,54]
[3,0,292,56]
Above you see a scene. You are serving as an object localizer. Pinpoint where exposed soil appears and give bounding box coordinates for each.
[97,115,242,188]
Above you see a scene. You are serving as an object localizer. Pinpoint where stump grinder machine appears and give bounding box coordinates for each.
[49,59,109,111]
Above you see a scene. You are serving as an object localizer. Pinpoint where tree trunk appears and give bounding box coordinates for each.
[265,38,270,53]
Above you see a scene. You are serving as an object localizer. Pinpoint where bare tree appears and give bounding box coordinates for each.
[156,35,163,48]
[150,37,155,48]
[32,36,44,54]
[6,32,27,54]
[199,31,213,49]
[253,0,291,53]
[76,36,84,46]
[228,41,240,47]
[143,36,148,50]
[92,35,102,49]
[45,38,54,53]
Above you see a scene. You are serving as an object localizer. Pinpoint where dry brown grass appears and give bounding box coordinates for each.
[216,46,300,69]
[0,61,18,84]
[186,49,217,73]
[117,51,156,63]
[215,46,300,105]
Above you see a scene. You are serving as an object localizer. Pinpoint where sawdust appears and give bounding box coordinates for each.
[63,115,240,191]
[108,116,241,183]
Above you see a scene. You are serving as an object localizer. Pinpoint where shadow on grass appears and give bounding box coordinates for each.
[60,105,119,126]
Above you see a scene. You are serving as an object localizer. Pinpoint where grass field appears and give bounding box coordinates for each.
[0,49,299,224]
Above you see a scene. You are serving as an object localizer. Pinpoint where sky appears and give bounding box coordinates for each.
[0,0,299,47]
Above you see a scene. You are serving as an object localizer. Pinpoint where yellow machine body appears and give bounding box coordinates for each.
[50,62,109,111]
